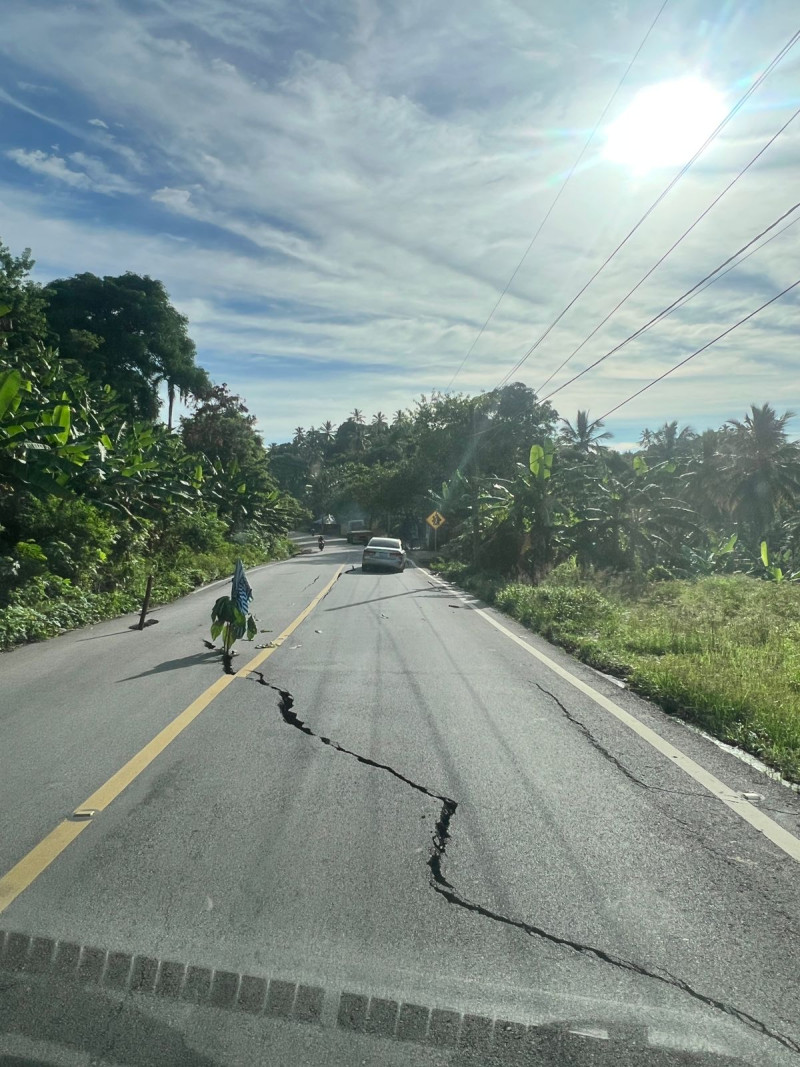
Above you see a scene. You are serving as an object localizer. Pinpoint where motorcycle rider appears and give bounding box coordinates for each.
[318,534,325,551]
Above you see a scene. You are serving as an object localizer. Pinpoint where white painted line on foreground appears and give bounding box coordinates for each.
[423,568,800,863]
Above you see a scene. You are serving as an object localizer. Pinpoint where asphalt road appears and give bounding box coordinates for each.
[1,536,799,1066]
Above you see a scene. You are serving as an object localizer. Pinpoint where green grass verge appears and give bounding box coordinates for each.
[432,562,800,783]
[0,537,296,651]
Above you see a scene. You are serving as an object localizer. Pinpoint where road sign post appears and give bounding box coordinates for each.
[425,510,446,552]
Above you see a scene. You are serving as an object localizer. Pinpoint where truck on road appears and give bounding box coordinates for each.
[346,519,373,545]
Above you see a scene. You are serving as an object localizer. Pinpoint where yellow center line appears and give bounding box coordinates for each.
[0,564,345,915]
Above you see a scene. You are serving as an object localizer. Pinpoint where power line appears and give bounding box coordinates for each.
[494,25,800,390]
[541,200,800,402]
[598,278,800,421]
[536,101,800,394]
[443,0,671,392]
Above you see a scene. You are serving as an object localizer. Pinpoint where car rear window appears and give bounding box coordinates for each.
[368,538,402,548]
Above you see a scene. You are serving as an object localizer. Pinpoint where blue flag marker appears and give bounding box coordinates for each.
[231,559,253,617]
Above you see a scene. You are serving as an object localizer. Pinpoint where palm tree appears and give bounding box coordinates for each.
[560,410,612,454]
[344,410,366,451]
[157,350,211,432]
[320,420,336,442]
[640,421,696,463]
[293,427,306,445]
[683,427,733,530]
[372,411,388,432]
[304,426,325,456]
[392,409,407,426]
[722,404,800,542]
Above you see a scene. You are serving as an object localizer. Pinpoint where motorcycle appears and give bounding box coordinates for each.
[318,536,325,551]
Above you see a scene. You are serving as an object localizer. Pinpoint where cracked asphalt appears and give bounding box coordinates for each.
[1,536,800,1065]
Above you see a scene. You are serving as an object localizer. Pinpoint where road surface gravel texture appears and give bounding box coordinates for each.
[1,535,799,1066]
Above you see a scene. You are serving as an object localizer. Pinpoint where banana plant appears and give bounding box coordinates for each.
[210,594,258,657]
[759,541,799,583]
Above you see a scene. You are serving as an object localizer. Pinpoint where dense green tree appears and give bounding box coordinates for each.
[44,272,209,422]
[0,241,50,362]
[181,383,299,534]
[266,389,799,583]
[182,383,262,465]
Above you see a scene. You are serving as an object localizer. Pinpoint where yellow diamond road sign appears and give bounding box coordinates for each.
[426,510,445,530]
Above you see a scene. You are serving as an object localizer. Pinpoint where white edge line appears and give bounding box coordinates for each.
[422,569,800,863]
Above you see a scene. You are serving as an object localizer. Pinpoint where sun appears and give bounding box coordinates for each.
[604,77,727,175]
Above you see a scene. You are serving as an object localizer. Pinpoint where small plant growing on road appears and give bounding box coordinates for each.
[210,559,257,669]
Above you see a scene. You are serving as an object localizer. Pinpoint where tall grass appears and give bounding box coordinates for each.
[434,563,800,782]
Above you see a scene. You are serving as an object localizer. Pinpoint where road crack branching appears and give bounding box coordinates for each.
[536,684,799,818]
[536,684,800,892]
[247,671,800,1056]
[535,684,649,789]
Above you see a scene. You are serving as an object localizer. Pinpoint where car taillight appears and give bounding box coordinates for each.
[390,552,401,558]
[364,549,376,556]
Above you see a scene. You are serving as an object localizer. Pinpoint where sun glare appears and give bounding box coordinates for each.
[604,77,727,175]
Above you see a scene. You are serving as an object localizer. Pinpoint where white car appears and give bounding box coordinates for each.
[362,537,406,573]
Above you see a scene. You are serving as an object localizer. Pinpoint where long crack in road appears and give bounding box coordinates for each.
[248,670,800,1056]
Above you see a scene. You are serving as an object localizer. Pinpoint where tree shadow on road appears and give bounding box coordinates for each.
[324,587,452,611]
[116,648,221,681]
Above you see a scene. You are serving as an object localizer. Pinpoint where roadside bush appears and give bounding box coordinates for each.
[474,519,522,575]
[157,507,229,557]
[14,495,119,587]
[0,575,139,648]
[496,584,618,644]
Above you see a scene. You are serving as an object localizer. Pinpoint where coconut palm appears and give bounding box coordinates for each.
[640,420,696,463]
[559,410,612,454]
[722,404,800,541]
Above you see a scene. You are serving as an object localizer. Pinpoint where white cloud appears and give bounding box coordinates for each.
[2,0,799,442]
[6,147,137,196]
[151,187,194,212]
[88,117,109,128]
[68,151,138,194]
[7,148,89,188]
[17,80,55,94]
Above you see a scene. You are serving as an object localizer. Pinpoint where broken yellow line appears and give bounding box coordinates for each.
[0,564,344,915]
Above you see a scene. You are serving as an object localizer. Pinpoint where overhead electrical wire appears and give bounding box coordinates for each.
[494,25,800,390]
[597,278,800,420]
[454,212,800,466]
[540,200,800,402]
[535,101,800,395]
[443,0,671,392]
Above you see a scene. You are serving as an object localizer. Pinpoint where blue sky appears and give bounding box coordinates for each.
[1,0,799,446]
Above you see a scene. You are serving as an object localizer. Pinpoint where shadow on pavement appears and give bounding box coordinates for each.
[116,649,221,681]
[77,628,140,641]
[0,972,219,1067]
[324,584,452,612]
